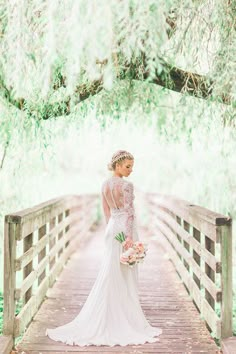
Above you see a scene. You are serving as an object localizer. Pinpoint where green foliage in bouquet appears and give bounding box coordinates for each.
[114,231,126,243]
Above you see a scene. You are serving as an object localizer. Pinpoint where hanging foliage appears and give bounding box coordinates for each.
[0,0,235,120]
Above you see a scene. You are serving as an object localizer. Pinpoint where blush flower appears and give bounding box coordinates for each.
[114,232,148,267]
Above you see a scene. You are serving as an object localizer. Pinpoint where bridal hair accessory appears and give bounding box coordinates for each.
[114,232,148,267]
[108,150,134,171]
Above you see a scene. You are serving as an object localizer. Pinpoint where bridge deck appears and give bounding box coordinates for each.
[15,224,221,354]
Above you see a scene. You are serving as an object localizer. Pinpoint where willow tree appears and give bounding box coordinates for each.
[0,0,235,121]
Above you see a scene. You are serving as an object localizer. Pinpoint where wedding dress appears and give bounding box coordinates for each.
[45,176,162,346]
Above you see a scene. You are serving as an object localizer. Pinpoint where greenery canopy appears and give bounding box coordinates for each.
[0,0,235,121]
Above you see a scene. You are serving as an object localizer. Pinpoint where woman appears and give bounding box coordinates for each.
[46,150,162,346]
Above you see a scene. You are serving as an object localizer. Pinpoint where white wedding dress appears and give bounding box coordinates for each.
[45,176,162,346]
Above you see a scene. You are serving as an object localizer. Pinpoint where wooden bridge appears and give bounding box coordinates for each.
[0,192,234,353]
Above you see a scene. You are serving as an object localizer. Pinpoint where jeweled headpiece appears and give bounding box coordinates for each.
[111,150,133,164]
[107,150,134,171]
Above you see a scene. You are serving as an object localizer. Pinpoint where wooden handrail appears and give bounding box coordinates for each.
[3,194,99,344]
[147,193,233,341]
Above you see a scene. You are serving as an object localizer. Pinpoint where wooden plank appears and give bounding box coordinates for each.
[220,224,233,338]
[222,337,236,354]
[148,193,231,226]
[15,256,49,300]
[183,220,190,272]
[6,195,76,222]
[149,194,231,242]
[205,235,215,309]
[158,228,203,314]
[48,221,85,261]
[20,201,78,240]
[154,202,218,242]
[23,232,33,304]
[201,297,221,338]
[15,219,94,300]
[48,222,93,287]
[49,216,56,270]
[14,351,179,354]
[156,227,192,290]
[0,335,13,354]
[14,345,209,353]
[3,221,18,336]
[57,212,64,259]
[6,194,97,239]
[15,232,49,271]
[38,224,47,285]
[14,277,49,336]
[193,227,201,289]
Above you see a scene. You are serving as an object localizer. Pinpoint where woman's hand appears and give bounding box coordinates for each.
[123,236,133,250]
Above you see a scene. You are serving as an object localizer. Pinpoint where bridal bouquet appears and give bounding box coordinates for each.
[115,232,148,267]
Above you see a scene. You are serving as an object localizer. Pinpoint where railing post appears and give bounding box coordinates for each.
[220,222,233,339]
[3,218,18,338]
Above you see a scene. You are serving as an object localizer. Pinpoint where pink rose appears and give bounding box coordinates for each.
[133,242,144,254]
[123,248,135,257]
[129,254,137,264]
[120,255,129,263]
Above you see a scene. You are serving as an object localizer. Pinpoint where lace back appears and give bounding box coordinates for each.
[101,177,135,238]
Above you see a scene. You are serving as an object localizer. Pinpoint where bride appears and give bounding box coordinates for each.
[46,150,162,346]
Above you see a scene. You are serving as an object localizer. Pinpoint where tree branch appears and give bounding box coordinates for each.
[166,9,177,38]
[0,140,9,170]
[0,59,231,120]
[120,58,230,104]
[0,74,25,109]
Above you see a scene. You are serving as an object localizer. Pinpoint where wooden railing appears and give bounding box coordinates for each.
[3,194,99,342]
[147,193,233,341]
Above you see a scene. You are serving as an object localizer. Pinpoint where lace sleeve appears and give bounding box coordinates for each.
[101,184,110,224]
[123,182,135,239]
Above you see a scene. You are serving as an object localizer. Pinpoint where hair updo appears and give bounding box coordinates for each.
[107,150,134,171]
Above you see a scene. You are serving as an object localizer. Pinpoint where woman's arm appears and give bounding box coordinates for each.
[102,192,111,224]
[124,182,135,239]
